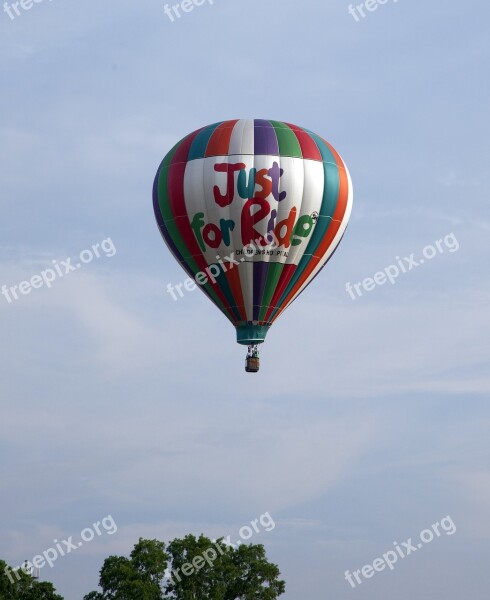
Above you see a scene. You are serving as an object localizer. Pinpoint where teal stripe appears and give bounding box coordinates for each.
[303,162,340,250]
[188,122,223,160]
[295,130,341,252]
[268,137,341,319]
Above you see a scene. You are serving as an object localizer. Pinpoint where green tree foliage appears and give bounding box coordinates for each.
[83,539,169,600]
[0,560,63,600]
[84,536,285,600]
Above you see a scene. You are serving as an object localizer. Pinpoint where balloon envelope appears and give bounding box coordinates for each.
[153,119,353,345]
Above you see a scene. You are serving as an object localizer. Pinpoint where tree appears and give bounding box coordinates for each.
[165,535,285,600]
[84,536,286,600]
[0,560,63,600]
[83,539,169,600]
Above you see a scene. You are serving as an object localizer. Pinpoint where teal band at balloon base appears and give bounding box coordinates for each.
[236,324,270,345]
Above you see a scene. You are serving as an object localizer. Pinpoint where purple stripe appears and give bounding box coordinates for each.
[252,262,269,321]
[254,119,279,155]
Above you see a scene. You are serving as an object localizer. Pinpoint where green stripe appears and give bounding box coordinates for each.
[258,263,283,322]
[270,120,303,158]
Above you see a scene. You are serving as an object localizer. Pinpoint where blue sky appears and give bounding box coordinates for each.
[1,0,489,598]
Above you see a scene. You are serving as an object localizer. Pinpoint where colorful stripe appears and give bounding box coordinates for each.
[179,119,330,160]
[254,119,280,156]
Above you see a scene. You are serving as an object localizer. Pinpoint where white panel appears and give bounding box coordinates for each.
[183,157,205,224]
[229,119,254,155]
[237,261,254,322]
[285,158,324,266]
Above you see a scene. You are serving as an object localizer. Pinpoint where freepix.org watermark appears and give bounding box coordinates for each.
[344,515,456,589]
[348,0,399,22]
[1,238,117,304]
[166,227,289,302]
[3,0,53,21]
[345,232,459,300]
[163,0,214,22]
[4,515,118,583]
[165,511,276,585]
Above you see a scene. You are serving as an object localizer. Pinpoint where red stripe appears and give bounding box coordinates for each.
[263,264,297,322]
[205,120,239,156]
[285,123,322,161]
[271,165,350,322]
[168,131,237,322]
[313,162,349,257]
[169,130,202,217]
[172,130,202,163]
[223,264,247,322]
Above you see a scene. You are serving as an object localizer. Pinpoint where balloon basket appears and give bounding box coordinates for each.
[245,356,260,373]
[245,344,260,373]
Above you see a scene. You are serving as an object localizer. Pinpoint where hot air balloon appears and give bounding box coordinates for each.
[153,119,353,372]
